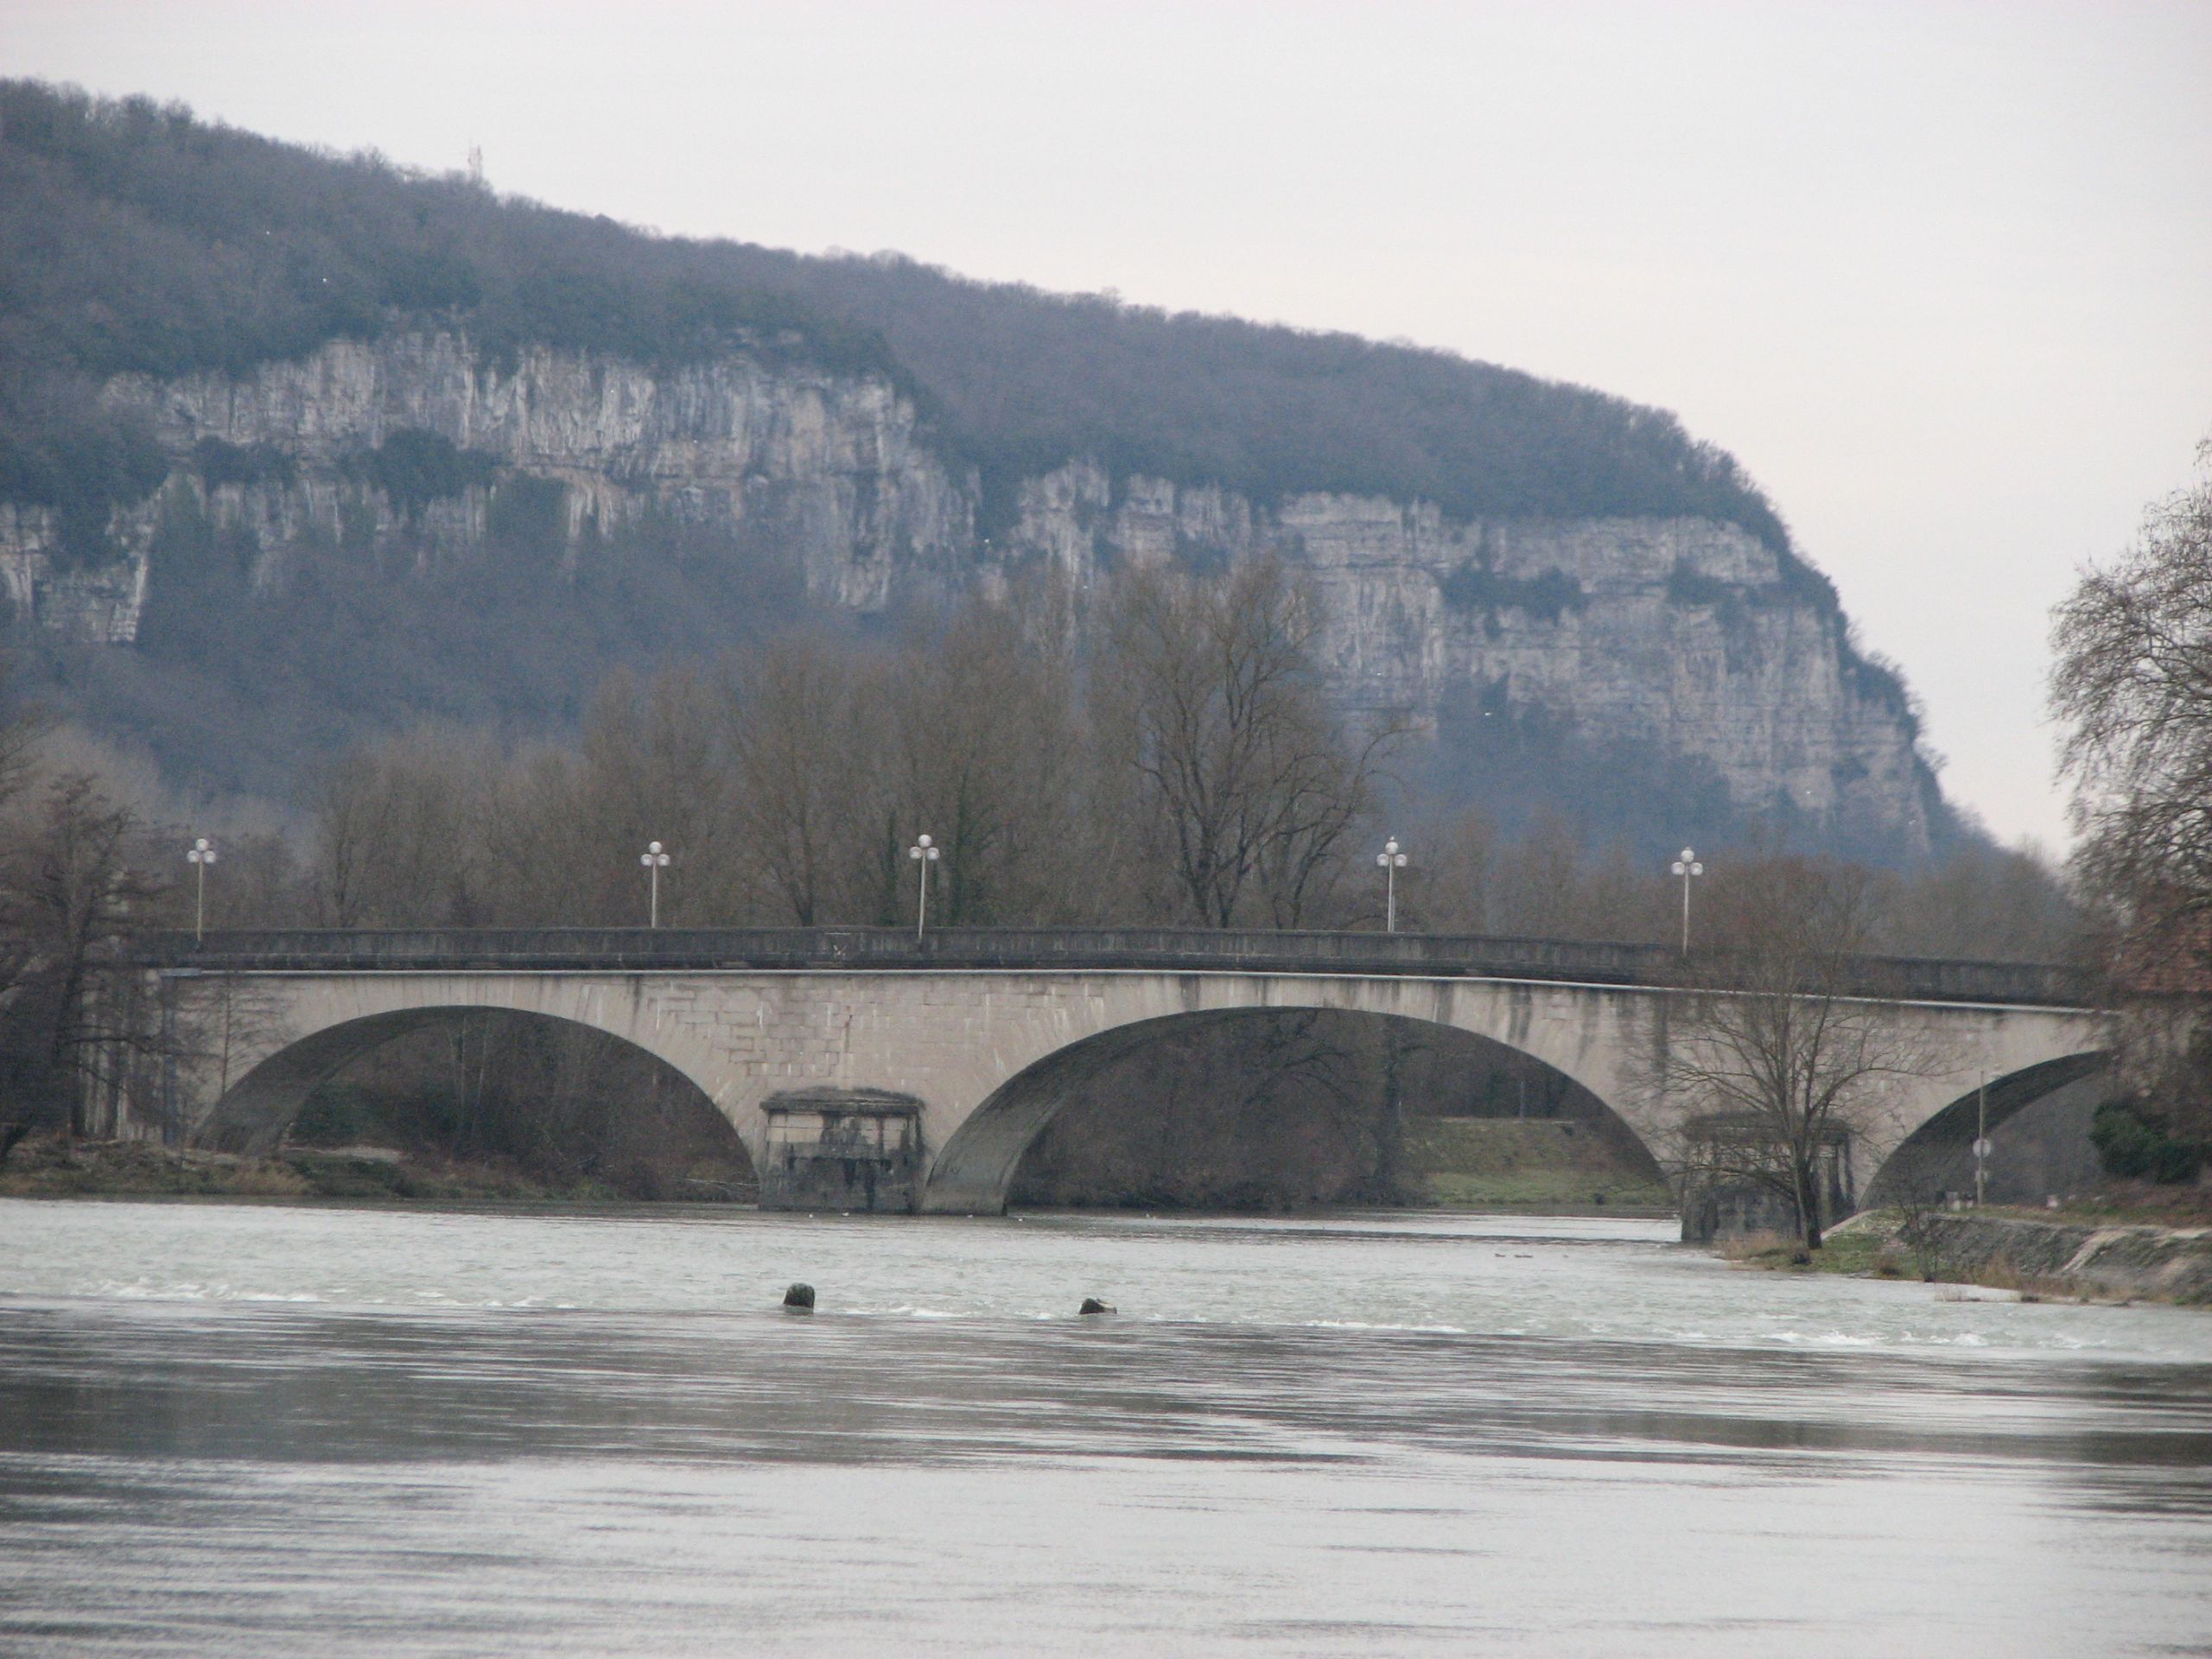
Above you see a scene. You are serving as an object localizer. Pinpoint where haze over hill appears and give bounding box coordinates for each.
[0,80,1950,860]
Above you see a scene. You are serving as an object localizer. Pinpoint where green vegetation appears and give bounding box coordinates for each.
[1436,564,1586,628]
[2091,1098,2207,1185]
[353,428,497,515]
[191,436,296,490]
[1405,1117,1673,1211]
[0,379,168,567]
[1723,1230,1897,1276]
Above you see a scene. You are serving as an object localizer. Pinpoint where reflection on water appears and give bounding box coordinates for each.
[2,1199,2209,1656]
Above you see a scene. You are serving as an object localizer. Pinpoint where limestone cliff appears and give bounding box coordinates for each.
[0,330,1940,854]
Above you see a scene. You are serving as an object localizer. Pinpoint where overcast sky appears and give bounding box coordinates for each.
[9,0,2209,849]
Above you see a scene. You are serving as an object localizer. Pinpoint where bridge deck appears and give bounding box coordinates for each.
[139,927,2088,1007]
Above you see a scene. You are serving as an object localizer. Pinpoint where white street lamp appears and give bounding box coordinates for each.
[1376,836,1408,933]
[1670,847,1704,955]
[186,837,217,943]
[908,833,940,941]
[639,840,670,928]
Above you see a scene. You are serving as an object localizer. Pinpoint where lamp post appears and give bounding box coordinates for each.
[1974,1073,1991,1207]
[1376,836,1407,932]
[1670,847,1703,956]
[186,837,217,942]
[908,833,940,942]
[639,840,670,928]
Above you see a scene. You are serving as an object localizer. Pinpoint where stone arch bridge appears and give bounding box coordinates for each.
[138,928,2106,1216]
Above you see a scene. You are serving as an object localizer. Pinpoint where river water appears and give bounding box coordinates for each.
[3,1199,2209,1656]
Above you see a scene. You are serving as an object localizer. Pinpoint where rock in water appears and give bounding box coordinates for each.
[1077,1297,1115,1316]
[783,1282,816,1312]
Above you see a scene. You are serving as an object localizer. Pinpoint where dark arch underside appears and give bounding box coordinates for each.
[193,1004,741,1178]
[925,1006,1660,1215]
[1864,1052,2113,1207]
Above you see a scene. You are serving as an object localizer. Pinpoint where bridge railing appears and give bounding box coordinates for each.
[136,926,2089,1007]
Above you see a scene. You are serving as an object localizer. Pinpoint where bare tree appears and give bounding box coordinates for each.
[1879,1142,1961,1282]
[0,774,169,1144]
[721,633,872,926]
[1878,842,2078,963]
[305,728,499,926]
[1643,858,1951,1249]
[304,749,380,927]
[569,668,738,925]
[2052,438,2212,1140]
[881,596,1088,925]
[1095,557,1399,928]
[478,742,594,925]
[718,590,1092,929]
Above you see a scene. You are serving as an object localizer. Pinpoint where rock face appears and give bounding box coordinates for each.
[999,461,1935,849]
[0,330,1940,853]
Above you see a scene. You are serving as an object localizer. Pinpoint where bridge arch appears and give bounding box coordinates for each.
[1863,1051,2114,1207]
[920,996,1656,1214]
[193,995,737,1166]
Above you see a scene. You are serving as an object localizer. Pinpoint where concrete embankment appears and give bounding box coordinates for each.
[1916,1213,2212,1306]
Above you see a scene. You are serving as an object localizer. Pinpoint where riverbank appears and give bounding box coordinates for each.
[1727,1210,2212,1306]
[0,1133,1674,1218]
[1407,1116,1673,1212]
[0,1135,754,1205]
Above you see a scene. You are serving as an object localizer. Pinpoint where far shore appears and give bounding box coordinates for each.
[0,1135,754,1207]
[0,1134,1675,1219]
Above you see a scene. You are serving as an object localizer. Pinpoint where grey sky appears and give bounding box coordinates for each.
[9,0,2209,849]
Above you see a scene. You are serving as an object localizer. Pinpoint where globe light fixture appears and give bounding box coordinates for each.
[908,833,940,942]
[186,837,218,943]
[1376,836,1408,933]
[640,840,671,928]
[1670,847,1704,955]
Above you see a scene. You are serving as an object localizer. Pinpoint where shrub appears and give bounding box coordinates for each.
[193,436,297,489]
[354,427,495,515]
[2092,1098,2206,1184]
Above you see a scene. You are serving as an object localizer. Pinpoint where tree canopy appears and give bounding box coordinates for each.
[2052,439,2212,1147]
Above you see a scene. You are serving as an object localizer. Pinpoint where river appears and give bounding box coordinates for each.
[2,1198,2209,1656]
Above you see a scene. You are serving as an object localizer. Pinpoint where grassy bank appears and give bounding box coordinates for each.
[1406,1117,1674,1213]
[1722,1230,1904,1279]
[0,1135,755,1205]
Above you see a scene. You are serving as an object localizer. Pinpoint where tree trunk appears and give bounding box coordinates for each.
[1795,1155,1824,1250]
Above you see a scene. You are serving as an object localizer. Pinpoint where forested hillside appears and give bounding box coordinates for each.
[0,79,1794,568]
[0,79,1954,869]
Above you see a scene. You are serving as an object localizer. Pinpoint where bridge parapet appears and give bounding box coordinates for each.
[138,926,2089,1007]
